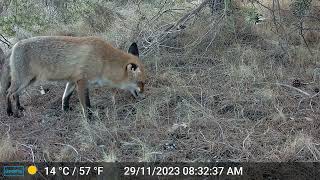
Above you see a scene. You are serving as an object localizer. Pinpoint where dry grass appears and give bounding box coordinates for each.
[0,1,320,162]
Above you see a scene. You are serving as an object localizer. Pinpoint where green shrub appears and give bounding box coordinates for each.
[0,0,46,36]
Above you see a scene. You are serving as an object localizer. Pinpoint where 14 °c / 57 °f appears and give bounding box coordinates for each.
[44,166,104,176]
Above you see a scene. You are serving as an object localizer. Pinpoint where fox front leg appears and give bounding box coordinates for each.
[75,79,92,119]
[62,82,75,111]
[62,81,91,112]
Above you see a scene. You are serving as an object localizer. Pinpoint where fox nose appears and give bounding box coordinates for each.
[129,87,145,99]
[134,89,145,99]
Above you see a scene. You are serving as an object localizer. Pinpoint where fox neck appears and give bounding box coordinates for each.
[90,78,113,87]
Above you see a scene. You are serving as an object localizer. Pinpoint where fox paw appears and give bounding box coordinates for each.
[7,110,13,116]
[18,106,25,111]
[62,105,73,111]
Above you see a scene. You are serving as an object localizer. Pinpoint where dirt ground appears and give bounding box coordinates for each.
[1,46,320,162]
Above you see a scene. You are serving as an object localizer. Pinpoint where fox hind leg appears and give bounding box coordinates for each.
[7,76,35,117]
[7,92,26,116]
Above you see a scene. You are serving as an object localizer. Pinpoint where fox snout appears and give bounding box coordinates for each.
[137,81,144,93]
[125,62,145,99]
[129,81,145,99]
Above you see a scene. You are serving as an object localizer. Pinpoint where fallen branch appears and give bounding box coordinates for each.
[164,0,211,32]
[141,0,211,55]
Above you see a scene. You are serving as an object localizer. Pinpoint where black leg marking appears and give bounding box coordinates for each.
[15,95,24,111]
[85,88,93,119]
[63,89,74,111]
[12,95,20,117]
[62,82,76,111]
[85,88,91,108]
[6,95,13,116]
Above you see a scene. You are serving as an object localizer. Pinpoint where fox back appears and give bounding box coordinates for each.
[10,36,145,89]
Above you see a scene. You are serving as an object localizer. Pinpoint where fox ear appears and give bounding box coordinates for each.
[128,42,139,57]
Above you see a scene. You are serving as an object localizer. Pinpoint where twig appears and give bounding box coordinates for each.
[296,9,313,55]
[19,143,35,162]
[252,0,272,11]
[254,0,289,53]
[55,143,80,157]
[0,34,12,48]
[301,28,320,31]
[308,92,320,112]
[274,82,310,96]
[299,26,313,55]
[200,15,225,56]
[141,0,211,56]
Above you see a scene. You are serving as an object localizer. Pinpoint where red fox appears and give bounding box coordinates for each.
[5,36,146,119]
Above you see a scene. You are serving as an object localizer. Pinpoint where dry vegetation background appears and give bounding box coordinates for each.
[0,0,320,162]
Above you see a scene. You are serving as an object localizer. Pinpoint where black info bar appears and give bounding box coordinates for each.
[0,162,319,179]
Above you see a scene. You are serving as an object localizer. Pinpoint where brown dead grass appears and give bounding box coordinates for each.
[1,43,319,162]
[0,1,320,162]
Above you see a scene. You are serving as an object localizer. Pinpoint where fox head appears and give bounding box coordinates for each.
[122,42,146,99]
